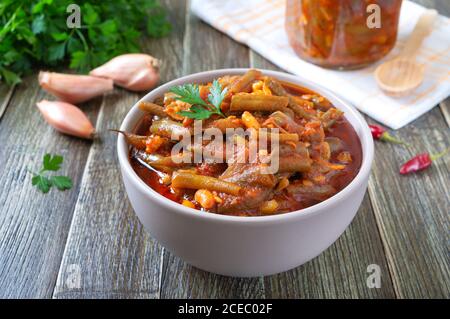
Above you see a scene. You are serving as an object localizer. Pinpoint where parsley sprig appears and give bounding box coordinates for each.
[30,154,73,193]
[0,0,172,85]
[170,80,228,120]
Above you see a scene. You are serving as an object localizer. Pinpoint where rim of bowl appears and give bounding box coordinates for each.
[117,68,374,225]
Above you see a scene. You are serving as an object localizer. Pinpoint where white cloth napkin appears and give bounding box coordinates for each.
[191,0,450,129]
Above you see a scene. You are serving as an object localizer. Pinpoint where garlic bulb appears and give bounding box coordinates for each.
[39,71,113,104]
[36,100,95,139]
[89,53,160,91]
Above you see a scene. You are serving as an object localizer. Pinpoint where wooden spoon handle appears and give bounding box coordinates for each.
[400,9,438,58]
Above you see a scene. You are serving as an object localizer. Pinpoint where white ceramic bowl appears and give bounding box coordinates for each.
[117,69,374,277]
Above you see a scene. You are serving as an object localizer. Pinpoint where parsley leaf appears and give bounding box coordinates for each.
[30,153,73,194]
[32,175,52,194]
[178,105,214,120]
[31,15,46,35]
[48,42,66,62]
[51,32,69,42]
[146,6,172,38]
[208,80,228,110]
[170,81,227,120]
[50,176,73,191]
[169,84,210,108]
[43,154,63,171]
[0,67,21,85]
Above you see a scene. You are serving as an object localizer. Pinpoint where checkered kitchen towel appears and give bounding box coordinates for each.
[191,0,450,129]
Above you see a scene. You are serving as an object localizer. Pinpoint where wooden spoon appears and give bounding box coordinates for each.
[375,9,438,97]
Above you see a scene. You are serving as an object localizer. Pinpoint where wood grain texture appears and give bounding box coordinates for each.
[159,0,266,299]
[251,52,396,298]
[0,75,100,298]
[413,0,450,14]
[0,0,447,300]
[372,0,450,297]
[367,108,450,298]
[265,194,396,298]
[0,84,15,120]
[52,0,187,299]
[180,1,250,75]
[52,89,163,299]
[161,255,265,299]
[362,0,450,298]
[439,98,450,128]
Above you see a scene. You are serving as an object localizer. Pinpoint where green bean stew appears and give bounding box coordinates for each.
[126,70,362,216]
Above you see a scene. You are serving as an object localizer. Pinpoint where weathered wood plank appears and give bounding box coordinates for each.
[0,0,445,299]
[369,0,450,298]
[159,2,266,299]
[412,0,450,14]
[180,4,249,75]
[367,107,450,298]
[52,0,187,299]
[161,255,266,299]
[251,52,396,298]
[0,75,100,298]
[370,3,449,297]
[265,194,397,298]
[439,98,450,128]
[0,84,15,120]
[52,90,163,299]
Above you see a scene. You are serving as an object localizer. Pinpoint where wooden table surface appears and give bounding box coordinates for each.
[0,0,448,299]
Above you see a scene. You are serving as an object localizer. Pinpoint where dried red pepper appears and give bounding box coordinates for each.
[369,124,406,145]
[400,148,449,175]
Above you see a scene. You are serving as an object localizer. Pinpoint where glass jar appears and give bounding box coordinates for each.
[286,0,403,69]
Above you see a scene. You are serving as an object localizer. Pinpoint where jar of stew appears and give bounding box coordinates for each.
[286,0,403,69]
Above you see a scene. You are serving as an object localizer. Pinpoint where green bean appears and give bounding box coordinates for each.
[267,111,301,132]
[278,154,312,173]
[220,163,277,188]
[150,118,192,140]
[308,95,333,111]
[111,130,147,150]
[132,148,191,169]
[139,101,167,118]
[204,117,243,133]
[229,69,262,93]
[171,171,241,195]
[230,94,289,112]
[267,79,317,120]
[286,95,317,119]
[321,108,343,129]
[279,141,309,157]
[258,130,299,142]
[131,149,172,173]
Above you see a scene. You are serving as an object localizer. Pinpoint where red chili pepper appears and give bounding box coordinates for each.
[400,148,450,175]
[369,124,407,145]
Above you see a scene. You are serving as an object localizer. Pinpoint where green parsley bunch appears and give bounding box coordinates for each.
[0,0,171,85]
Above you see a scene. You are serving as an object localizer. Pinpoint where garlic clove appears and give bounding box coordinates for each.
[39,71,113,104]
[36,100,95,139]
[89,53,160,92]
